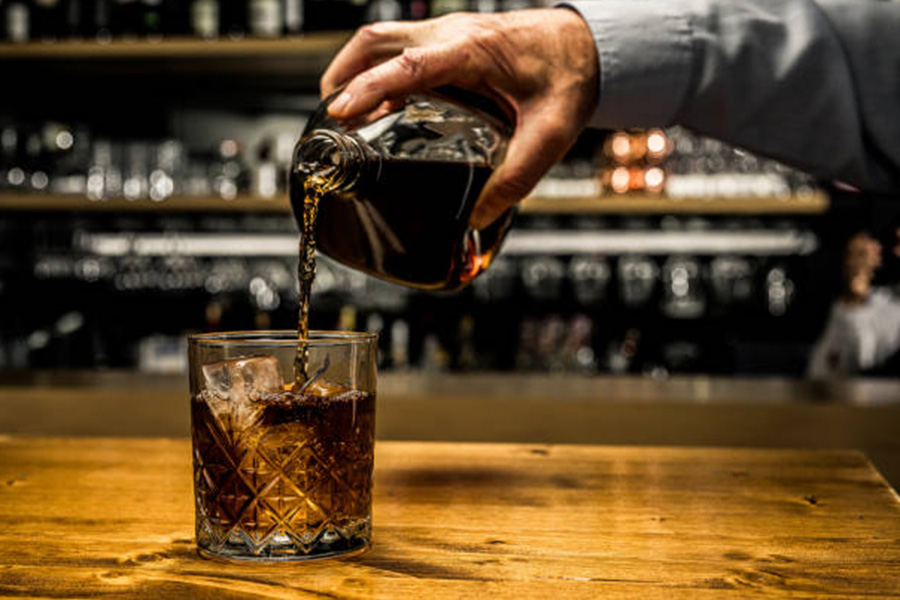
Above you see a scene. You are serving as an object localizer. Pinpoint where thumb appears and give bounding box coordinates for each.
[470,113,574,230]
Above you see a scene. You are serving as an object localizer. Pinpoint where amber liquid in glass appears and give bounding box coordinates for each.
[191,383,376,559]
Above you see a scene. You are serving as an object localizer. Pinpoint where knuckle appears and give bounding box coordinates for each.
[356,23,382,42]
[471,25,500,49]
[362,21,400,40]
[397,47,428,81]
[353,70,380,95]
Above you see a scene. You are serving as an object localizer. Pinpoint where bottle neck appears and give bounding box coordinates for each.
[294,130,366,194]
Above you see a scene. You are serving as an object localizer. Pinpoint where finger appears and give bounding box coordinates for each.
[327,43,470,119]
[320,23,412,98]
[470,111,576,230]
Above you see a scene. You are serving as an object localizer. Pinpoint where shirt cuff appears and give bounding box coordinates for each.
[558,0,694,129]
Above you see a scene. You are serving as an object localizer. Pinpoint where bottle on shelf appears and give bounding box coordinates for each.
[4,1,31,43]
[366,0,402,23]
[251,137,278,198]
[709,256,755,306]
[63,0,86,38]
[618,255,658,309]
[389,318,410,370]
[122,142,150,200]
[50,125,91,196]
[214,138,248,200]
[500,0,530,10]
[766,265,794,316]
[91,0,113,41]
[190,0,220,38]
[138,0,164,38]
[1,125,18,191]
[470,0,498,13]
[283,0,302,33]
[521,256,566,303]
[569,255,610,306]
[429,0,465,17]
[661,256,706,319]
[248,0,282,37]
[561,314,596,373]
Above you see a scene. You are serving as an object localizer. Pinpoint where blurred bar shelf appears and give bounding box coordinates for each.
[0,193,292,213]
[73,229,818,257]
[519,190,829,214]
[0,34,349,59]
[0,34,351,90]
[0,191,829,214]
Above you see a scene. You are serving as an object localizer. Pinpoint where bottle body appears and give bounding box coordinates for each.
[190,0,219,38]
[291,90,513,292]
[4,2,31,43]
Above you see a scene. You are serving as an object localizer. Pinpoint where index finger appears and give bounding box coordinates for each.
[321,23,413,98]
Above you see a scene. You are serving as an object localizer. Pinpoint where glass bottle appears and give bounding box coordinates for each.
[4,2,31,43]
[190,0,219,38]
[248,0,281,37]
[291,88,513,292]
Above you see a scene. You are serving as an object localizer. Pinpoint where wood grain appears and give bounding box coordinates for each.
[1,438,898,598]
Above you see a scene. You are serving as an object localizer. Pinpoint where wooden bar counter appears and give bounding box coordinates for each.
[1,437,899,598]
[3,371,900,487]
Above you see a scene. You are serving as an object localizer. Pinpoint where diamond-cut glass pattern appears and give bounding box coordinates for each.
[191,389,375,560]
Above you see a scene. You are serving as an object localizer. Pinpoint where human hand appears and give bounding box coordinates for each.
[320,9,599,229]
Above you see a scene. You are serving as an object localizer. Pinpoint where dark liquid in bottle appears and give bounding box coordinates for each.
[290,158,510,292]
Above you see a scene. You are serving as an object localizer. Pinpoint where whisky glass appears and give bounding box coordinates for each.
[188,330,377,561]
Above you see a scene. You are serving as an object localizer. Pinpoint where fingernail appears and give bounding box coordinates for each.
[328,92,353,116]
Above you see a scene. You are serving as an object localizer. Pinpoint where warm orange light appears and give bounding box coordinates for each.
[611,167,630,193]
[611,133,631,162]
[645,167,666,192]
[647,130,668,158]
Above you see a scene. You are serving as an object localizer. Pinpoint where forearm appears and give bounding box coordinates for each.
[563,0,900,192]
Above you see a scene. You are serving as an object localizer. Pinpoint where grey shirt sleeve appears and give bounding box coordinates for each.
[561,0,900,193]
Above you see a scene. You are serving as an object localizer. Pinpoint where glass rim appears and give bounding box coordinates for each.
[188,330,377,348]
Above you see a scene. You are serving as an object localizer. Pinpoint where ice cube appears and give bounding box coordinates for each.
[201,355,285,431]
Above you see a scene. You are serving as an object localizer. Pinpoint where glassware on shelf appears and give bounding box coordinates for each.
[618,255,658,308]
[568,255,610,306]
[661,256,706,319]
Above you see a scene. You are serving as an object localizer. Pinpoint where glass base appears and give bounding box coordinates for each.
[198,540,369,563]
[196,521,371,562]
